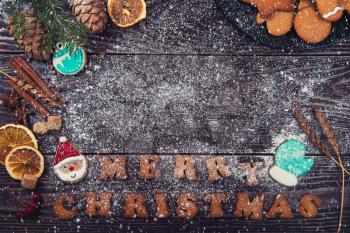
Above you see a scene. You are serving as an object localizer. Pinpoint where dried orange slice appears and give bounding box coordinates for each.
[5,146,44,180]
[0,124,38,165]
[108,0,147,28]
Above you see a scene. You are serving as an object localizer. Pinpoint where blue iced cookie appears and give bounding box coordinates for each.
[53,43,87,76]
[269,139,314,187]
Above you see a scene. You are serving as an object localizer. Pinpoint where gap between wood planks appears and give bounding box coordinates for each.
[32,153,350,156]
[3,51,350,57]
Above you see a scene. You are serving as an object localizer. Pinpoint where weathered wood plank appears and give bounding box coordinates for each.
[0,155,349,233]
[2,54,350,154]
[0,154,348,191]
[2,0,350,55]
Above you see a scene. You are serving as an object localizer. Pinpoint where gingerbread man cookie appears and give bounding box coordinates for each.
[340,0,350,13]
[315,0,343,22]
[298,0,312,10]
[242,0,294,18]
[294,6,332,44]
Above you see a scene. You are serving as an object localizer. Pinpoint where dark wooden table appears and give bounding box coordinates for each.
[0,0,350,232]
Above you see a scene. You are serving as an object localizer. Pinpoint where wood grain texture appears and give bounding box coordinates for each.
[0,155,349,233]
[2,54,350,154]
[2,0,350,56]
[1,0,350,232]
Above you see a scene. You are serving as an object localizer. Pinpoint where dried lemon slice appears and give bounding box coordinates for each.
[5,146,44,180]
[108,0,147,28]
[0,124,38,165]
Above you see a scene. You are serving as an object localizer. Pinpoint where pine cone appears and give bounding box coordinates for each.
[70,0,108,33]
[8,11,51,61]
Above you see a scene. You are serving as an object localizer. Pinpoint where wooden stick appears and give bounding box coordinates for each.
[8,80,50,118]
[0,69,62,108]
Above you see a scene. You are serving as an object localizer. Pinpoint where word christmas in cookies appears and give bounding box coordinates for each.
[53,192,321,220]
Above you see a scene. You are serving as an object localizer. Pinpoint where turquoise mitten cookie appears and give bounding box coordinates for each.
[53,43,86,76]
[269,139,314,187]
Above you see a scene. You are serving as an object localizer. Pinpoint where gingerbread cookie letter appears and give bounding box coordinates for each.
[139,155,161,180]
[174,155,197,180]
[53,194,78,220]
[298,0,312,10]
[266,194,294,219]
[234,192,264,220]
[340,0,350,14]
[237,162,263,187]
[124,193,149,218]
[154,193,170,218]
[299,194,321,218]
[99,155,127,180]
[204,193,228,218]
[176,193,198,219]
[85,192,112,217]
[205,156,231,180]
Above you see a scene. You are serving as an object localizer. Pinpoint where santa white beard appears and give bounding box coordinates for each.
[54,156,88,183]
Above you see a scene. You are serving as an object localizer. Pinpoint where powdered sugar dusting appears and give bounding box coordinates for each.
[33,55,332,155]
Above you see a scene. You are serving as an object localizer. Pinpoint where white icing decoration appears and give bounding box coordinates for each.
[54,155,88,183]
[323,6,343,19]
[269,165,298,187]
[52,43,86,75]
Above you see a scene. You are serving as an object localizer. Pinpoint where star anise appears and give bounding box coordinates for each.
[14,104,34,127]
[1,91,20,109]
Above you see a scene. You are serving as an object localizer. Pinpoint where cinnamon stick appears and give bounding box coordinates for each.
[10,57,63,102]
[8,80,50,118]
[8,59,42,94]
[1,69,62,108]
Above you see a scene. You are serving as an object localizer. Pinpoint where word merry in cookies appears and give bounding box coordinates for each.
[98,155,263,184]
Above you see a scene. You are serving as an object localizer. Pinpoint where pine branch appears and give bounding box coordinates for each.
[30,0,90,51]
[11,0,25,39]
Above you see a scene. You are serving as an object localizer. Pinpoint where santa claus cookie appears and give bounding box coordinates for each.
[53,137,88,183]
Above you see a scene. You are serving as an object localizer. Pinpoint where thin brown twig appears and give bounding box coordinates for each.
[294,107,332,155]
[294,106,348,233]
[314,107,341,156]
[313,107,346,233]
[294,107,350,175]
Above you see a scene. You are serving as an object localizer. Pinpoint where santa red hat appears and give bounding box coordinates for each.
[54,136,82,166]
